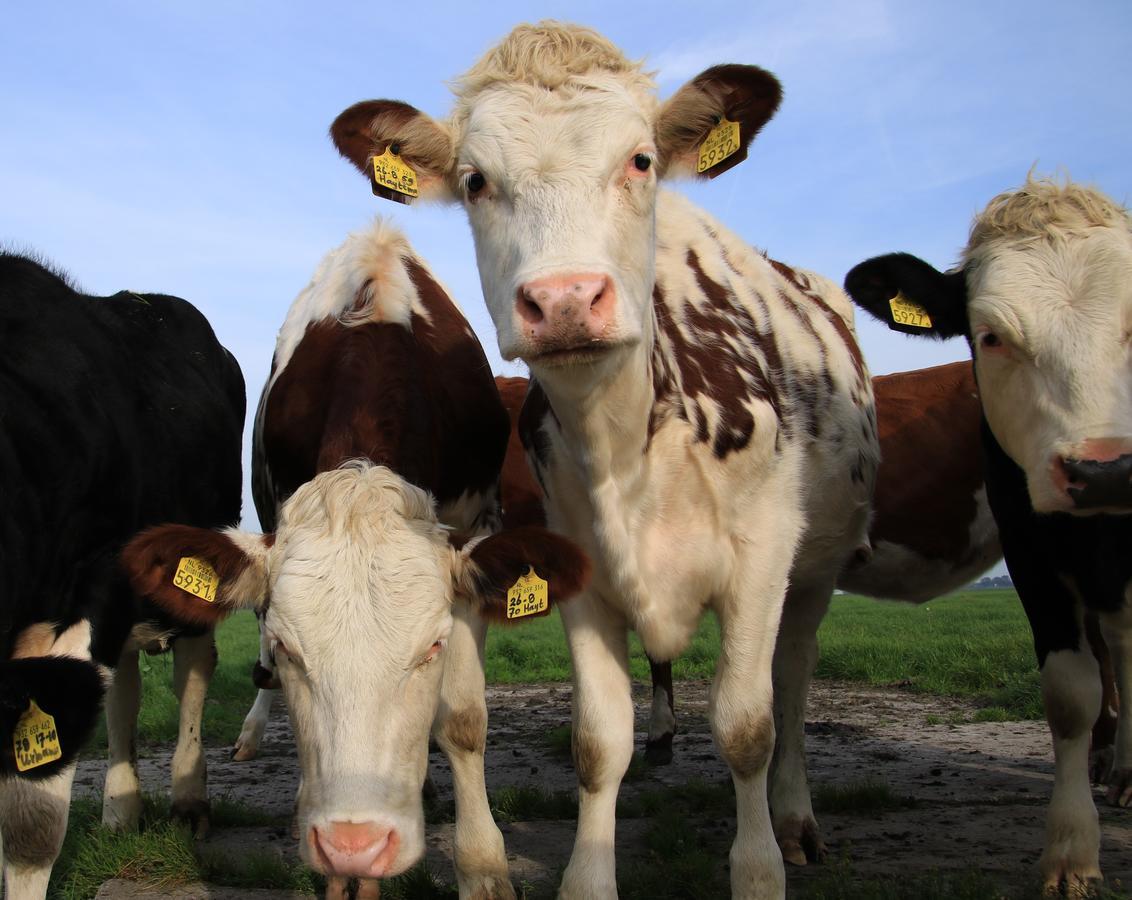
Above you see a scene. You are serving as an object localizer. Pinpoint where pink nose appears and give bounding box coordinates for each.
[517,273,616,343]
[311,821,400,878]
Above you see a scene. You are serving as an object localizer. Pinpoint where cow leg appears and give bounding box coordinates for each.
[1,762,77,900]
[713,562,790,900]
[1099,603,1132,805]
[1085,612,1119,784]
[433,603,514,900]
[559,591,633,900]
[234,617,275,761]
[644,657,675,766]
[170,632,216,837]
[103,647,143,831]
[769,579,834,866]
[1038,646,1103,893]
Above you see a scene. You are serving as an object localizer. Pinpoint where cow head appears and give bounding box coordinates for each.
[121,462,588,879]
[845,178,1132,515]
[330,22,780,381]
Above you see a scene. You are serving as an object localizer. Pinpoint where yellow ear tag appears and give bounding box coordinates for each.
[371,146,420,202]
[696,118,741,174]
[173,556,219,603]
[14,700,62,772]
[506,567,549,620]
[888,292,933,329]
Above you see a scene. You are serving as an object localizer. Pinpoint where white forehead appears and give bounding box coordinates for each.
[267,465,454,661]
[458,82,654,174]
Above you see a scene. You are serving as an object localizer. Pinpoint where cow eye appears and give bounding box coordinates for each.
[465,172,486,195]
[981,332,1003,349]
[633,154,652,172]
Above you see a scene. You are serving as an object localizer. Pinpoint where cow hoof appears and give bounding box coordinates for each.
[644,733,674,767]
[776,816,826,866]
[1041,871,1101,897]
[1090,746,1114,786]
[231,735,260,761]
[1106,768,1132,807]
[459,873,516,900]
[325,876,380,900]
[171,799,211,838]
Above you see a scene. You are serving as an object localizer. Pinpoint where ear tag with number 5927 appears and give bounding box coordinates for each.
[888,292,933,331]
[506,567,549,620]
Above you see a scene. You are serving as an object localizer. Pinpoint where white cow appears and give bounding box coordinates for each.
[330,23,878,898]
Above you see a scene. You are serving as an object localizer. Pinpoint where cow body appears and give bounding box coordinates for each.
[123,221,588,897]
[331,25,878,897]
[845,177,1132,892]
[0,254,244,898]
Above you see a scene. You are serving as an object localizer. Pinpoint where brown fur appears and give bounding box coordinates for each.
[439,706,487,756]
[572,726,606,793]
[495,376,546,529]
[656,64,782,179]
[120,526,262,628]
[716,714,775,780]
[329,100,454,190]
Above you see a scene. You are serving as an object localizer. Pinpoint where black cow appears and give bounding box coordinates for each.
[845,177,1132,894]
[0,254,244,897]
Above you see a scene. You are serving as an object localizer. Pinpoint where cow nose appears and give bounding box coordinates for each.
[311,821,400,878]
[1057,451,1132,510]
[516,274,616,341]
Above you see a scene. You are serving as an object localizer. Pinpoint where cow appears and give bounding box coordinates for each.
[844,176,1132,893]
[330,23,880,897]
[0,253,244,899]
[121,219,589,898]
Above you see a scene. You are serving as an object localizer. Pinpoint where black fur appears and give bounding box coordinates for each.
[0,253,245,769]
[844,252,969,339]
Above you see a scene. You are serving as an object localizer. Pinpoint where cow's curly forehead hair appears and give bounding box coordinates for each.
[449,21,657,129]
[964,175,1132,264]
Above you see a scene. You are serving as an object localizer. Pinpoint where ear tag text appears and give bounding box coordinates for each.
[506,567,549,620]
[14,700,62,772]
[888,292,933,330]
[173,556,219,603]
[371,146,419,204]
[697,118,741,174]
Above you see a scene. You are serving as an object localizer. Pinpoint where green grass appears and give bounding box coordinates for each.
[811,779,917,815]
[488,588,1042,719]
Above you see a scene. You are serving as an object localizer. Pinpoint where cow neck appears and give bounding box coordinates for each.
[536,313,658,488]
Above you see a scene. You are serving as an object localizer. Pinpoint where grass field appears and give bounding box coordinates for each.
[49,587,1049,898]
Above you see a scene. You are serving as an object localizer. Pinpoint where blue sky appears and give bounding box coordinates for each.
[4,1,1131,536]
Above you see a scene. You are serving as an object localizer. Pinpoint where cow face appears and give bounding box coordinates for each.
[845,179,1132,515]
[330,23,780,378]
[122,463,588,880]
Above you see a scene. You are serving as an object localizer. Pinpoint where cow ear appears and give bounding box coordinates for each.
[844,253,969,339]
[121,525,271,628]
[450,527,591,624]
[656,65,782,180]
[330,100,456,204]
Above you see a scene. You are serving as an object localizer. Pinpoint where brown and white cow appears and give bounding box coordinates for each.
[331,24,879,897]
[122,220,588,897]
[845,177,1132,892]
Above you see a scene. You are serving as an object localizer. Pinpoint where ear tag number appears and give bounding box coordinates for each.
[506,567,549,620]
[696,118,741,174]
[888,292,933,330]
[173,556,219,603]
[371,146,419,204]
[14,700,62,772]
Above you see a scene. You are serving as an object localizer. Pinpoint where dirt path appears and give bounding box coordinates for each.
[79,680,1132,897]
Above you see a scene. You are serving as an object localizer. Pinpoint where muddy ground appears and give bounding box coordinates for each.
[79,680,1132,898]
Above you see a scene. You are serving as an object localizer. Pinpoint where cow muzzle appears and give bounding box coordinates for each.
[1051,438,1132,512]
[310,821,403,878]
[516,273,618,358]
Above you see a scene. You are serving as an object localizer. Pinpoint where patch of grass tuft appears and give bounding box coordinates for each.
[490,785,577,822]
[622,807,728,899]
[811,779,917,815]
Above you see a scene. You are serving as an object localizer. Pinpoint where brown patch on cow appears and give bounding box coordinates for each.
[572,727,606,792]
[261,260,508,511]
[495,375,546,529]
[518,379,555,476]
[439,706,487,755]
[1086,612,1119,750]
[329,99,453,188]
[121,525,262,628]
[11,623,57,660]
[650,253,787,458]
[717,714,775,780]
[867,362,986,563]
[464,527,591,622]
